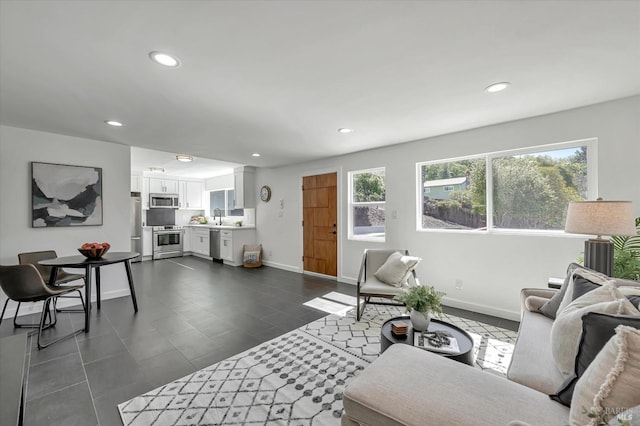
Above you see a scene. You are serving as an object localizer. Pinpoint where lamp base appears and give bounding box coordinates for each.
[583,238,613,277]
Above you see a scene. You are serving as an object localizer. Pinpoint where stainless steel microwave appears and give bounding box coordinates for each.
[150,193,179,208]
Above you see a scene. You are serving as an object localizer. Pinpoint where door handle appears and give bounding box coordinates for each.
[331,231,337,235]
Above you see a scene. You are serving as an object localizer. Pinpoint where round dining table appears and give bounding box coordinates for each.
[39,251,139,333]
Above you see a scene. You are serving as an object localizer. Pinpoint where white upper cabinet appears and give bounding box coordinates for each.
[184,181,204,209]
[178,180,204,210]
[233,166,256,209]
[149,178,178,194]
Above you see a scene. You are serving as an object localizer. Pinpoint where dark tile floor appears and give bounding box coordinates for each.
[0,256,519,426]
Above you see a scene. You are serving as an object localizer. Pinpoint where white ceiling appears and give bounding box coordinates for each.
[131,147,241,178]
[1,1,639,173]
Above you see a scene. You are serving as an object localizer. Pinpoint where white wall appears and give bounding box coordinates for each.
[0,125,132,318]
[205,174,234,191]
[255,96,640,320]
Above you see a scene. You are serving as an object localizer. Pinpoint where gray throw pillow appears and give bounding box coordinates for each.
[538,263,582,319]
[569,325,640,425]
[550,312,640,407]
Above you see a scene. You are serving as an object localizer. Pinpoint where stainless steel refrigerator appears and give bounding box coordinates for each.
[130,193,143,262]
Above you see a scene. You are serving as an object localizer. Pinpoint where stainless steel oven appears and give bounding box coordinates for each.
[152,226,184,259]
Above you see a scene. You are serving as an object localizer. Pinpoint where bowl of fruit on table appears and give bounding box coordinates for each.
[78,242,110,259]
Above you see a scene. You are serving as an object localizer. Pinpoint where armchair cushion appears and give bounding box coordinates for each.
[373,251,421,287]
[360,276,412,296]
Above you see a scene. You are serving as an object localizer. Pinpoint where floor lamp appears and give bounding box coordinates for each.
[564,199,635,277]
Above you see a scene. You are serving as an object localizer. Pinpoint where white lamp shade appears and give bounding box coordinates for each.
[565,200,636,237]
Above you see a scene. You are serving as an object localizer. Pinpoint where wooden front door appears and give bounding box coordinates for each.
[303,172,337,277]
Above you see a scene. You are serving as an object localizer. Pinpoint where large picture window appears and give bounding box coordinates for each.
[349,168,385,241]
[419,140,595,233]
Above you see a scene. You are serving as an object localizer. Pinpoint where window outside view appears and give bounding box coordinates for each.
[210,189,244,217]
[420,145,588,231]
[350,168,386,240]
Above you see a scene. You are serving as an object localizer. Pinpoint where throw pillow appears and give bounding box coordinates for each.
[571,276,603,301]
[619,286,640,310]
[373,251,421,287]
[556,267,614,316]
[538,263,582,319]
[550,312,640,406]
[550,283,639,376]
[570,325,640,426]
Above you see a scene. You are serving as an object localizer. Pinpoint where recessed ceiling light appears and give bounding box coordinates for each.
[176,154,193,162]
[105,120,124,127]
[149,51,181,68]
[485,82,511,93]
[148,167,165,173]
[252,153,261,157]
[338,128,354,134]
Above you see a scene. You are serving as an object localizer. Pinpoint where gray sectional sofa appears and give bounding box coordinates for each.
[341,288,570,426]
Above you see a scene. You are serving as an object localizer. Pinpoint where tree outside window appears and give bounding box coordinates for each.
[420,143,591,232]
[350,168,385,240]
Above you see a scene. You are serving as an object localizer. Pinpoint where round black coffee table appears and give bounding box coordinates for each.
[380,316,475,365]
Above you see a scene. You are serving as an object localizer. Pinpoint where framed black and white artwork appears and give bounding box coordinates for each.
[31,162,103,227]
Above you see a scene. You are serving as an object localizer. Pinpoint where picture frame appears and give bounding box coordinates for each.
[31,161,103,227]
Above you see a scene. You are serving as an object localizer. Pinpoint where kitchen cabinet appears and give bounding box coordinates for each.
[220,228,257,266]
[149,178,178,194]
[131,175,142,193]
[179,180,204,210]
[233,166,256,209]
[143,228,153,257]
[183,227,192,252]
[191,228,210,257]
[142,178,150,209]
[220,230,233,261]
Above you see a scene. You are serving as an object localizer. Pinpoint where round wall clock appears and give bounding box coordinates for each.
[260,185,272,202]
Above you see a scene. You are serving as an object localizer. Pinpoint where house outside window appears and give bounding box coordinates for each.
[349,167,385,241]
[419,139,595,233]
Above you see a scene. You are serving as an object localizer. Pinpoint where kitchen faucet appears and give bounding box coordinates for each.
[213,208,222,225]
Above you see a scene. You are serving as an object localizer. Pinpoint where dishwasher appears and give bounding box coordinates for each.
[209,229,221,261]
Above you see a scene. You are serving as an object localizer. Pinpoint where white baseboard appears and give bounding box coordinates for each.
[2,288,131,320]
[261,260,301,273]
[303,270,337,280]
[442,296,520,322]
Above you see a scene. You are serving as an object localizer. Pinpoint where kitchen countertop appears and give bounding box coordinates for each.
[184,224,256,230]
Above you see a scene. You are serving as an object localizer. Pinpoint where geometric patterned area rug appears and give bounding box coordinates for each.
[119,299,517,425]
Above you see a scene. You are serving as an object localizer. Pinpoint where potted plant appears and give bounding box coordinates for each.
[394,285,445,331]
[611,216,640,281]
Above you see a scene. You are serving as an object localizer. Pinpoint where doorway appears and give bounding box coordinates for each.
[302,172,337,277]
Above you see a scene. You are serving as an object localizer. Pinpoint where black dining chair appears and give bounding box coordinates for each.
[0,264,85,349]
[18,250,85,313]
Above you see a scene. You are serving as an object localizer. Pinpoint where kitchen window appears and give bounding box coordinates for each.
[349,167,386,241]
[210,189,244,217]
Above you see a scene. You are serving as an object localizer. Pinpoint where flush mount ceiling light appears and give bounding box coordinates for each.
[105,120,124,127]
[148,167,165,173]
[176,154,193,162]
[484,82,511,93]
[338,128,354,134]
[149,51,181,68]
[252,153,261,157]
